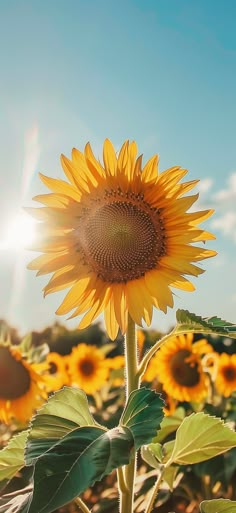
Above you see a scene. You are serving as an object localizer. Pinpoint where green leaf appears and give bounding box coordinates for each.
[200,499,236,512]
[165,412,236,465]
[153,407,185,443]
[26,425,134,513]
[175,310,236,339]
[162,465,180,491]
[0,431,28,491]
[26,386,99,464]
[120,388,165,449]
[141,443,163,468]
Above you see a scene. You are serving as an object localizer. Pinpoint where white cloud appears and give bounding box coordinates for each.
[196,178,214,194]
[211,211,236,242]
[213,172,236,204]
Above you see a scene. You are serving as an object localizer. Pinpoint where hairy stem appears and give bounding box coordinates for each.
[119,315,139,513]
[144,466,166,513]
[137,329,176,379]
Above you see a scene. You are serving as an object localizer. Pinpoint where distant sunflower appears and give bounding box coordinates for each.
[105,355,125,387]
[215,353,236,397]
[66,343,109,394]
[0,343,46,424]
[45,352,70,391]
[28,140,216,339]
[145,333,213,402]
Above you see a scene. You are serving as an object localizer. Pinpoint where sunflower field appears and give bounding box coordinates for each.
[0,141,236,513]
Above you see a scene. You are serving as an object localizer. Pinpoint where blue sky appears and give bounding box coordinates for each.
[0,0,236,335]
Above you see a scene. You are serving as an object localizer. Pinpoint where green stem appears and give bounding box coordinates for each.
[137,329,176,379]
[119,315,139,513]
[144,466,166,513]
[74,497,92,513]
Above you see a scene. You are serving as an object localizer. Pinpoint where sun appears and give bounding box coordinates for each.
[2,211,36,251]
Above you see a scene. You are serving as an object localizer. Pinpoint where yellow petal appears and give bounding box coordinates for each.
[56,276,95,315]
[39,173,81,200]
[103,139,117,176]
[142,155,159,182]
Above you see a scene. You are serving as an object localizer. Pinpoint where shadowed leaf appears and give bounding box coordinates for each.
[120,388,165,449]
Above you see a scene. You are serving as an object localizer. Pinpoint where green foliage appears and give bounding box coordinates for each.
[165,412,236,465]
[153,407,185,443]
[0,431,28,492]
[141,442,163,467]
[175,310,236,338]
[200,499,236,512]
[25,425,133,513]
[0,388,165,513]
[120,388,165,449]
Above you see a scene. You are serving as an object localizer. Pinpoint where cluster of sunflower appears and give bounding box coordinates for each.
[0,336,126,425]
[142,333,236,412]
[1,329,235,425]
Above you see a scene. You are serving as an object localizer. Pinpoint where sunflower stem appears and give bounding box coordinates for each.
[144,466,166,513]
[74,496,92,513]
[119,315,139,513]
[137,329,175,379]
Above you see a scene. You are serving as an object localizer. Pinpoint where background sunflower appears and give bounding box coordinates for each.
[66,343,110,394]
[144,333,213,402]
[215,353,236,397]
[0,343,47,424]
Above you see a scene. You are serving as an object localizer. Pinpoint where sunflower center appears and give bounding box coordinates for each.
[49,362,58,374]
[81,198,165,282]
[0,347,31,399]
[79,359,95,376]
[222,365,236,382]
[170,349,200,387]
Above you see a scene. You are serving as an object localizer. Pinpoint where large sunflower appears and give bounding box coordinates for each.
[215,353,236,397]
[145,333,213,402]
[0,343,47,424]
[66,343,109,394]
[28,140,216,339]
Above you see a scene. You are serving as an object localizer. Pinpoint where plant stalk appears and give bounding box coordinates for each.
[119,315,139,513]
[144,466,166,513]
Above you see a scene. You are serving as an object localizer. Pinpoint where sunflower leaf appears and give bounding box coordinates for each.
[175,310,236,339]
[25,386,103,465]
[0,431,28,492]
[24,425,134,513]
[164,412,236,465]
[200,499,236,512]
[153,407,185,443]
[120,388,165,449]
[141,443,163,468]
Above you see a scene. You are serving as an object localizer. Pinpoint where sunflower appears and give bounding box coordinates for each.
[0,343,47,424]
[28,140,216,339]
[45,352,70,391]
[105,355,125,387]
[66,343,109,394]
[144,333,213,402]
[215,353,236,397]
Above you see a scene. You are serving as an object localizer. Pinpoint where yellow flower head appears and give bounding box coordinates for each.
[45,352,70,392]
[215,353,236,397]
[0,343,47,424]
[66,343,109,394]
[28,140,216,339]
[144,333,213,402]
